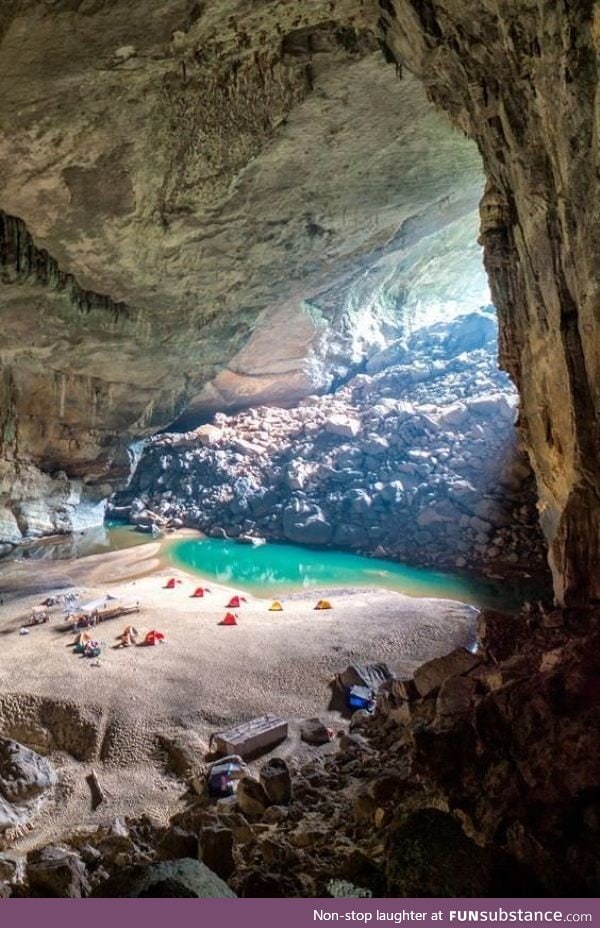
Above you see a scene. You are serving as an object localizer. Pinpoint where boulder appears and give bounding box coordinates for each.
[198,827,235,880]
[26,846,89,898]
[236,777,269,820]
[470,515,493,535]
[466,394,516,421]
[413,648,480,698]
[91,858,235,897]
[0,796,22,832]
[156,827,198,862]
[0,853,21,884]
[0,738,58,805]
[194,425,223,447]
[0,739,58,834]
[385,809,492,896]
[333,523,368,547]
[345,488,372,514]
[436,675,478,719]
[349,709,372,731]
[385,808,535,897]
[324,415,361,439]
[436,402,469,428]
[158,731,207,779]
[300,718,332,746]
[361,436,389,456]
[282,501,333,545]
[379,481,404,503]
[259,758,292,805]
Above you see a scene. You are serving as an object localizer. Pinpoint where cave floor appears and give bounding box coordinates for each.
[0,538,477,850]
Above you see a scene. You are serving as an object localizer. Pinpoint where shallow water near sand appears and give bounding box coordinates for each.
[3,523,544,611]
[167,536,541,611]
[6,523,153,562]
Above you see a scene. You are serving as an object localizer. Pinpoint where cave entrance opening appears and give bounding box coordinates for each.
[110,302,549,595]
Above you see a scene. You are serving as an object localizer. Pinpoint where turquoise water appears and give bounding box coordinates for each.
[167,537,537,611]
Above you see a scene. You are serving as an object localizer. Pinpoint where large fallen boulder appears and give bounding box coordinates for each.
[26,846,89,898]
[413,648,480,698]
[92,858,236,897]
[0,738,57,833]
[282,501,333,545]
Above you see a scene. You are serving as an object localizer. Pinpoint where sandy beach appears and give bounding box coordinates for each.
[0,536,478,849]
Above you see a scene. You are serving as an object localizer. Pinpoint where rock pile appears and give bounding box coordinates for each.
[112,311,547,577]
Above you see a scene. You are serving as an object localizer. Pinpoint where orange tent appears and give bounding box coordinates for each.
[144,630,166,645]
[219,612,238,626]
[191,587,211,598]
[269,601,283,612]
[226,595,247,608]
[314,599,332,610]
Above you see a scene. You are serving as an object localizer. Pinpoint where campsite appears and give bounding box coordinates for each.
[0,535,477,846]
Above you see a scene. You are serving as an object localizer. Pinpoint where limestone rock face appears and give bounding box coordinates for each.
[381,1,600,602]
[0,0,485,544]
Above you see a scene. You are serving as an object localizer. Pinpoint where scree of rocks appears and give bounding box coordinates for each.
[110,310,548,579]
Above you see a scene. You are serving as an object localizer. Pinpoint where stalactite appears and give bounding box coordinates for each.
[0,210,132,325]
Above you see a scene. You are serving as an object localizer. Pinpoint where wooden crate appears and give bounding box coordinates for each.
[212,715,288,758]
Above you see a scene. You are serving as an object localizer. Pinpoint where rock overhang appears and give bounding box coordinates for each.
[0,0,487,542]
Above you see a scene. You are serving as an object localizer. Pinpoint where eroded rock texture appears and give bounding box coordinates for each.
[0,0,485,542]
[381,0,600,602]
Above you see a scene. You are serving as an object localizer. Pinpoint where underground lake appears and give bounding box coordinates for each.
[166,535,543,612]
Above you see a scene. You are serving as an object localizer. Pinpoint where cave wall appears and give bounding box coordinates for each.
[0,0,485,541]
[381,0,600,605]
[2,0,597,605]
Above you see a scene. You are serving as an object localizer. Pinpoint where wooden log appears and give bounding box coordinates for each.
[86,769,105,810]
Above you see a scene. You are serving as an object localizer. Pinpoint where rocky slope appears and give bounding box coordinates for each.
[379,0,600,603]
[112,311,547,578]
[0,0,486,543]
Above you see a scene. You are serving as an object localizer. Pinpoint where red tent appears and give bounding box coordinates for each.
[164,578,180,589]
[226,595,247,608]
[218,613,238,626]
[144,630,165,646]
[191,587,211,598]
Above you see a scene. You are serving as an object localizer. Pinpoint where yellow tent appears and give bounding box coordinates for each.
[269,601,283,612]
[314,599,332,611]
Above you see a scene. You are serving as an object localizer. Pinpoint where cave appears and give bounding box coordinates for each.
[0,0,598,901]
